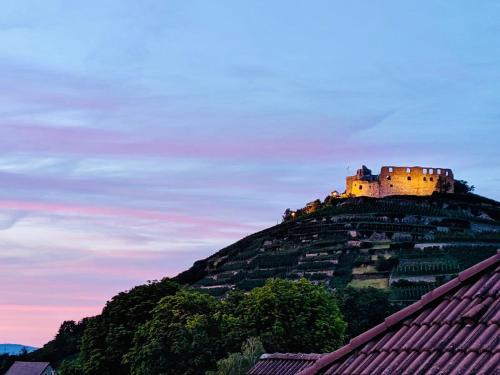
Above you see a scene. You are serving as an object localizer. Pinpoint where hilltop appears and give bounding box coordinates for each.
[0,344,37,355]
[175,192,500,303]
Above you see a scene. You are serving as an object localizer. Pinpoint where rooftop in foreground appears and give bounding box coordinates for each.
[249,251,500,375]
[5,362,53,375]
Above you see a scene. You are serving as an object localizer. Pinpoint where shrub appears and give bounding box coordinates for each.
[206,338,264,375]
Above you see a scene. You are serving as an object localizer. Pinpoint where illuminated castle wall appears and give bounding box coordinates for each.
[345,165,454,198]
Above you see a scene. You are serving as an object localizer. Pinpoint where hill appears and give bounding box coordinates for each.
[0,344,37,355]
[175,193,500,303]
[12,192,499,375]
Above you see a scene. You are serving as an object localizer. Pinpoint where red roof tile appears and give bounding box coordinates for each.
[248,353,323,375]
[248,251,500,375]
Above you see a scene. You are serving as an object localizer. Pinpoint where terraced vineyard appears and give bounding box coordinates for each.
[175,193,500,302]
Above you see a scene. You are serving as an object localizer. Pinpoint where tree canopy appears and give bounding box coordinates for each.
[124,279,346,375]
[454,179,475,194]
[26,278,348,375]
[125,289,224,375]
[229,278,346,353]
[338,286,395,338]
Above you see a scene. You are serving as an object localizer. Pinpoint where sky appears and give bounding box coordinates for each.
[0,1,499,346]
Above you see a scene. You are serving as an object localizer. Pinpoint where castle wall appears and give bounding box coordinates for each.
[346,176,355,196]
[346,176,380,197]
[345,166,454,198]
[379,166,454,197]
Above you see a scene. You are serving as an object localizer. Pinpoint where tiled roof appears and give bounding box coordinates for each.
[249,252,500,375]
[301,252,500,375]
[248,353,323,375]
[5,362,50,375]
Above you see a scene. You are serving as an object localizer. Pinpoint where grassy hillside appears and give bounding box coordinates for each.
[175,193,500,303]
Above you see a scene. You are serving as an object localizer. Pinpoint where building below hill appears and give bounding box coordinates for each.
[5,362,56,375]
[345,165,454,198]
[249,251,500,375]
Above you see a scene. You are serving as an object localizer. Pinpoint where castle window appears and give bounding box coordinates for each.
[388,167,393,172]
[386,175,391,180]
[407,176,412,181]
[406,168,411,173]
[423,168,428,174]
[423,177,427,181]
[429,169,434,174]
[437,169,441,174]
[430,177,434,181]
[390,184,393,187]
[445,171,449,176]
[359,185,363,190]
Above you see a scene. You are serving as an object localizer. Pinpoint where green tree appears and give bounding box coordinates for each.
[0,354,17,374]
[454,179,475,194]
[282,208,295,222]
[125,290,224,375]
[206,337,264,375]
[26,318,90,369]
[78,278,180,375]
[375,256,399,272]
[0,348,31,374]
[58,359,84,375]
[338,286,395,338]
[229,278,346,353]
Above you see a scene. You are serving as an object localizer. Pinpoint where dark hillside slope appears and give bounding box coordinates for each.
[175,193,500,302]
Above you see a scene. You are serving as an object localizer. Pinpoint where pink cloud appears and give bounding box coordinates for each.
[1,118,451,165]
[0,246,216,346]
[0,305,100,347]
[0,122,396,161]
[0,304,98,313]
[0,199,255,230]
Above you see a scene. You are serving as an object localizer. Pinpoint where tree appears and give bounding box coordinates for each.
[58,359,84,375]
[124,280,346,374]
[338,287,395,338]
[454,179,475,194]
[28,318,90,368]
[282,208,295,222]
[0,348,31,374]
[24,279,350,375]
[375,256,399,272]
[206,337,264,375]
[229,278,346,353]
[125,290,224,375]
[0,354,18,374]
[305,199,322,214]
[78,278,180,375]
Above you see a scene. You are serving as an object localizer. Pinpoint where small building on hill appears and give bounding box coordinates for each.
[249,251,500,375]
[345,165,454,198]
[5,362,56,375]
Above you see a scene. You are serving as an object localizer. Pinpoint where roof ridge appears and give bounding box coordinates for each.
[296,251,500,375]
[260,353,324,360]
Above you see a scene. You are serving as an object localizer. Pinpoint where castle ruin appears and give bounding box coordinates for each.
[345,165,454,198]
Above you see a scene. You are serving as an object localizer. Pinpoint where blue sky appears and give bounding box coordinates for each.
[0,1,499,345]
